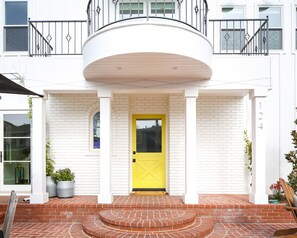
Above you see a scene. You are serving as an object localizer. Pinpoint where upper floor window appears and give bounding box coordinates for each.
[119,2,144,19]
[151,2,175,17]
[4,1,28,51]
[221,7,245,51]
[93,112,100,149]
[259,7,282,50]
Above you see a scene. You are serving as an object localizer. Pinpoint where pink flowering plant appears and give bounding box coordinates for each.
[270,181,283,202]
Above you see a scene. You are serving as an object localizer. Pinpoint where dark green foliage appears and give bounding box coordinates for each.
[46,141,55,176]
[52,168,75,182]
[285,119,297,192]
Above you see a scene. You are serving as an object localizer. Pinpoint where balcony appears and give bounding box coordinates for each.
[28,0,269,85]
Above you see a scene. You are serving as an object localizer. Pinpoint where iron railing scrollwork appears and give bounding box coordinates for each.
[209,18,269,55]
[29,20,87,56]
[86,0,208,37]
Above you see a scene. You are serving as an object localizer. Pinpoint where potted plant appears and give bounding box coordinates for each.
[52,168,75,198]
[46,141,57,197]
[269,181,283,203]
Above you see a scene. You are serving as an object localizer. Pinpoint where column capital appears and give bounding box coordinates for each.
[249,88,269,99]
[97,89,112,98]
[184,88,199,98]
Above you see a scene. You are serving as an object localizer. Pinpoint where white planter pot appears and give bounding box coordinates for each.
[57,181,75,198]
[46,176,57,197]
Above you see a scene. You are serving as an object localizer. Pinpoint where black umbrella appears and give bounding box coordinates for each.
[0,74,43,97]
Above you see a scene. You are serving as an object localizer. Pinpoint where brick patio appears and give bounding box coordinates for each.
[0,194,296,237]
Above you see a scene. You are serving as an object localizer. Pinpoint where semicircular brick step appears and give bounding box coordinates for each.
[83,209,214,238]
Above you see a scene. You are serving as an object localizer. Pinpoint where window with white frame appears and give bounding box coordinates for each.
[151,1,175,17]
[93,112,100,149]
[4,1,28,51]
[259,6,282,50]
[221,7,245,51]
[119,2,144,19]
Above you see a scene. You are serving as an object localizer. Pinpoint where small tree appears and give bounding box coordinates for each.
[46,141,55,176]
[285,119,297,192]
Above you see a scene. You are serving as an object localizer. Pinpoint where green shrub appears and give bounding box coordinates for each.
[52,168,75,182]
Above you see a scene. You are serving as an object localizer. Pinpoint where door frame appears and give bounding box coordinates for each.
[0,111,31,192]
[131,114,167,191]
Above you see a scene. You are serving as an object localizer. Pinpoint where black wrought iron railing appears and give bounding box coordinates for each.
[86,0,208,37]
[29,20,87,56]
[209,18,269,55]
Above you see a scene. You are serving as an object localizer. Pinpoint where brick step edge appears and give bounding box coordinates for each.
[99,209,197,230]
[83,215,214,238]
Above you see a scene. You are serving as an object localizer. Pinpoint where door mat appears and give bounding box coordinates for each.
[134,191,167,196]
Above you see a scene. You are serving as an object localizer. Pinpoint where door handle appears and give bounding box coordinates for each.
[133,158,136,163]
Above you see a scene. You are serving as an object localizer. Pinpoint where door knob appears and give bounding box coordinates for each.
[133,158,136,163]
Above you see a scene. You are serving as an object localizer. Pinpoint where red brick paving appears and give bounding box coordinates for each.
[6,222,297,238]
[0,194,295,237]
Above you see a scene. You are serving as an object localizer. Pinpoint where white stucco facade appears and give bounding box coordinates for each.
[0,0,296,205]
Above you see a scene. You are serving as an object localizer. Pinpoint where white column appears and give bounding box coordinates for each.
[97,89,113,204]
[183,88,199,204]
[30,97,49,204]
[249,89,268,204]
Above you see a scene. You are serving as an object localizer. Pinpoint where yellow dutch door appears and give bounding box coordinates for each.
[132,114,166,190]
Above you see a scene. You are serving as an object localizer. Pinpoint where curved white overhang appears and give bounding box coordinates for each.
[83,19,213,85]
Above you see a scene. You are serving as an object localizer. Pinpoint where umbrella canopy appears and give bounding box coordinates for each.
[0,74,43,97]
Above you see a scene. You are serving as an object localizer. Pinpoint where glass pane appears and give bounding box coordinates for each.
[222,7,244,28]
[5,27,28,51]
[93,112,100,149]
[259,7,281,28]
[221,29,245,51]
[4,162,30,185]
[151,2,175,15]
[5,1,27,25]
[4,114,31,137]
[119,3,144,17]
[136,119,162,153]
[4,138,30,161]
[268,29,282,49]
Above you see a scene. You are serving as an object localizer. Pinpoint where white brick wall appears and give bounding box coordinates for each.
[48,94,100,195]
[196,96,246,194]
[111,94,130,195]
[48,93,246,196]
[168,94,185,195]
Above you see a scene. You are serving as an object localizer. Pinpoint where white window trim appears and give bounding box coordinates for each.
[258,4,283,52]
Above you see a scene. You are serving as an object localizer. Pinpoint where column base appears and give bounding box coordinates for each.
[30,193,49,204]
[249,193,268,204]
[98,193,113,204]
[183,193,199,204]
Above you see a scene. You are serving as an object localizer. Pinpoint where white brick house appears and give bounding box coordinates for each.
[0,0,296,205]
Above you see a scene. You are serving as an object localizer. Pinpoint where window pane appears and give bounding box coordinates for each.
[221,29,245,51]
[136,119,162,153]
[222,7,244,28]
[119,3,144,17]
[4,138,30,161]
[4,114,30,137]
[4,162,30,185]
[268,29,282,49]
[151,2,175,15]
[259,7,281,28]
[93,112,100,149]
[5,1,27,25]
[5,27,28,51]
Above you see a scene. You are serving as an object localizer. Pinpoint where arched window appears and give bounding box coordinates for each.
[93,112,100,149]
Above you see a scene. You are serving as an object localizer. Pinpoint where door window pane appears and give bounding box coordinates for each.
[136,119,162,153]
[259,7,282,50]
[5,1,27,25]
[3,114,31,185]
[4,138,30,161]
